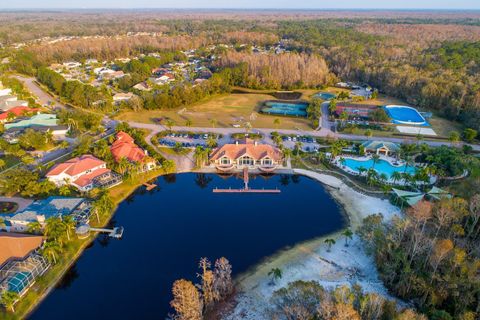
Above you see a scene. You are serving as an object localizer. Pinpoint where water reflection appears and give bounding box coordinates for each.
[31,173,345,320]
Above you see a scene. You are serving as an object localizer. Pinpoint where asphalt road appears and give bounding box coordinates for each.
[128,121,480,151]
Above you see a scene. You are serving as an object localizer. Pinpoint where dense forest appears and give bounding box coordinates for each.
[216,51,331,89]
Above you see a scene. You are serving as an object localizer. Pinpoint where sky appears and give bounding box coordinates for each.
[2,0,480,10]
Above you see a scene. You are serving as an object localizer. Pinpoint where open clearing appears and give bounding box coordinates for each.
[115,92,313,130]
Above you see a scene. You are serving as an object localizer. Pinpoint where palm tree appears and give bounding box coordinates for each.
[209,118,217,128]
[342,229,353,247]
[193,146,209,168]
[63,215,76,241]
[161,159,176,174]
[273,118,280,129]
[1,291,19,313]
[116,157,131,177]
[324,238,336,252]
[371,154,380,169]
[185,119,193,127]
[366,169,379,186]
[58,185,71,196]
[165,119,175,131]
[391,171,402,185]
[268,268,282,285]
[45,217,67,246]
[41,241,62,264]
[294,141,303,156]
[401,172,413,187]
[379,173,388,185]
[206,136,217,149]
[358,166,367,177]
[27,221,43,234]
[243,121,252,134]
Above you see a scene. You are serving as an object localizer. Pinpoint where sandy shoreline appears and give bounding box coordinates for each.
[224,168,402,320]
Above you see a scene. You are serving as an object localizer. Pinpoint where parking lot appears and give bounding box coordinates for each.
[281,135,321,152]
[158,132,226,148]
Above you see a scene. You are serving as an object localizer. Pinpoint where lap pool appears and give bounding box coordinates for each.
[261,101,308,117]
[342,157,417,179]
[384,105,428,126]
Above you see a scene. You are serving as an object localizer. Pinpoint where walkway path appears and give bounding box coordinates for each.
[296,158,385,196]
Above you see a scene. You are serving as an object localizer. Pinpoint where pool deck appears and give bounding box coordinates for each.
[334,155,416,185]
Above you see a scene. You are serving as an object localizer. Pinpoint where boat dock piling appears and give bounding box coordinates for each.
[213,167,281,193]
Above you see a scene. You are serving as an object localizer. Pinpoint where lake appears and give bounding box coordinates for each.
[29,173,345,320]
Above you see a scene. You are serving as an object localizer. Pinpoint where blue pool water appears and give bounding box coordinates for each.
[313,92,336,100]
[30,173,345,320]
[342,158,417,179]
[261,101,308,117]
[384,105,428,126]
[8,271,31,293]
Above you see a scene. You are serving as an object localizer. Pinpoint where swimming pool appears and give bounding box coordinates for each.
[261,101,308,117]
[314,92,336,100]
[384,105,428,126]
[342,158,416,179]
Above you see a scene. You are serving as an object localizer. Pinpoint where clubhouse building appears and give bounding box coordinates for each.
[210,139,283,172]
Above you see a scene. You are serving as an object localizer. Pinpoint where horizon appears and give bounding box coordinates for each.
[2,8,480,11]
[2,0,480,10]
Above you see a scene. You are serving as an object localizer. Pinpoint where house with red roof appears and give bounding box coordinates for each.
[110,132,156,171]
[209,139,283,172]
[0,106,39,123]
[46,155,122,192]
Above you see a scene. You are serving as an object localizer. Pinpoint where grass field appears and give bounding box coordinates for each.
[115,92,313,130]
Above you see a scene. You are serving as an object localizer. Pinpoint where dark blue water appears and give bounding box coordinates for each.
[29,173,345,320]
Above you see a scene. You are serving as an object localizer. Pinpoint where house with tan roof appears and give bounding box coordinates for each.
[46,155,122,192]
[110,132,156,171]
[0,232,49,297]
[210,139,283,172]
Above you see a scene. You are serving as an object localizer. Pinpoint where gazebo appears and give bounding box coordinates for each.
[361,141,400,156]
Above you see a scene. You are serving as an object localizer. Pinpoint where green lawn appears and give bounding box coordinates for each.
[115,92,314,130]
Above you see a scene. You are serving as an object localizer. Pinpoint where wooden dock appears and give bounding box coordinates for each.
[212,167,281,193]
[213,188,280,193]
[143,182,157,191]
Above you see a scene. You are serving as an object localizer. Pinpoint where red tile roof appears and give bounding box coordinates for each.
[210,139,282,162]
[0,106,38,121]
[110,131,147,163]
[46,155,106,177]
[73,167,111,187]
[0,232,44,266]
